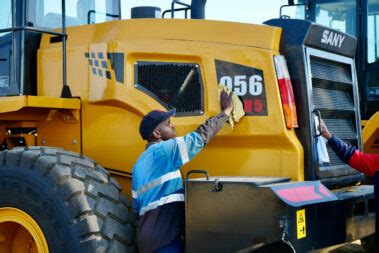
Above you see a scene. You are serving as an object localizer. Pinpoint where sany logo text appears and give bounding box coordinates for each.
[320,29,345,48]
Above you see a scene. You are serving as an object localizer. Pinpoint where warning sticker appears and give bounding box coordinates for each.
[0,76,9,88]
[296,209,306,239]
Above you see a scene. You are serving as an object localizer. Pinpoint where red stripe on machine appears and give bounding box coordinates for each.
[271,181,337,207]
[277,186,324,202]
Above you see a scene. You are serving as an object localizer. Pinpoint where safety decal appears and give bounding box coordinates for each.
[0,76,9,88]
[84,52,124,83]
[215,59,268,116]
[296,209,306,239]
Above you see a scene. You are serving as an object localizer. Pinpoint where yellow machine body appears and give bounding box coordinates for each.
[363,112,379,154]
[0,96,80,151]
[0,19,303,198]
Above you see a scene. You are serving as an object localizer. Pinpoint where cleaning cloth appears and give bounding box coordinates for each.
[314,116,330,164]
[218,85,245,128]
[317,136,330,165]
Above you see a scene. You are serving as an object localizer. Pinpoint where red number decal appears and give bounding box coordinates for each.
[243,99,252,113]
[254,99,263,113]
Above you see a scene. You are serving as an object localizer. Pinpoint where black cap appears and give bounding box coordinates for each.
[139,109,176,140]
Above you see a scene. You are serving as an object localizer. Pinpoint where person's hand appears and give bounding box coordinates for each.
[319,120,332,140]
[220,90,233,116]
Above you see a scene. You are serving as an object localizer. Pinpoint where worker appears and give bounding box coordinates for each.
[320,121,379,249]
[132,90,234,253]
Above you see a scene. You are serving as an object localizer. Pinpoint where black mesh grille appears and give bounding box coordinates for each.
[323,118,357,140]
[312,78,351,91]
[135,62,203,115]
[312,88,354,112]
[310,57,359,177]
[326,145,344,166]
[311,59,352,84]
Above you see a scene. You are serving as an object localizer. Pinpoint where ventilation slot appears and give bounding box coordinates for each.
[135,62,203,115]
[310,57,360,179]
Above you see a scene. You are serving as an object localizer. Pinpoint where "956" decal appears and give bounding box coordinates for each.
[215,59,268,116]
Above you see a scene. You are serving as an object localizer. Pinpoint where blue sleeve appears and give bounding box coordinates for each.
[163,131,205,169]
[132,197,138,215]
[328,135,356,163]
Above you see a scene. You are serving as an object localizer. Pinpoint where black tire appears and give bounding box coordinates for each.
[0,146,136,253]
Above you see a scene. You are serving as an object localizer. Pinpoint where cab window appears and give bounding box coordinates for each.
[0,0,11,31]
[314,0,356,36]
[28,0,120,29]
[367,0,379,63]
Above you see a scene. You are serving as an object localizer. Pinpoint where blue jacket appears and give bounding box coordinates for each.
[132,132,204,252]
[132,112,229,252]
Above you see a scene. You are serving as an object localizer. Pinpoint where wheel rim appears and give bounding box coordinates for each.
[0,207,49,253]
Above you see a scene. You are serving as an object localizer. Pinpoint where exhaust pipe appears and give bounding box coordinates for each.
[191,0,207,19]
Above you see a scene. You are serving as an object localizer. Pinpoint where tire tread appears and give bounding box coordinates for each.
[1,147,136,252]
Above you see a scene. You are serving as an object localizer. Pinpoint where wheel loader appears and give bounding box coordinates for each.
[0,0,375,252]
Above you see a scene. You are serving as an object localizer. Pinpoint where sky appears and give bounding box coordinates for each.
[122,0,291,25]
[0,0,298,30]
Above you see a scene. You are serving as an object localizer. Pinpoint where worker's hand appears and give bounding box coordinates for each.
[319,120,332,140]
[220,90,233,116]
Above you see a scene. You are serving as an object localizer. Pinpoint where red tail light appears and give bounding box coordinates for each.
[274,55,298,128]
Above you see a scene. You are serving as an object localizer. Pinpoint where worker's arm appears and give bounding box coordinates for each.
[164,91,233,167]
[195,111,229,144]
[321,121,379,177]
[348,150,379,177]
[196,90,233,144]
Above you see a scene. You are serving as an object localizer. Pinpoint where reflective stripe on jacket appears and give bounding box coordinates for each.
[132,131,204,215]
[132,131,204,252]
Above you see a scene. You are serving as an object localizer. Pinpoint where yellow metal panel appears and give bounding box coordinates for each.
[5,134,36,149]
[40,19,282,51]
[88,42,116,102]
[37,19,303,196]
[0,96,80,114]
[36,110,81,153]
[0,95,81,153]
[82,103,145,173]
[0,108,49,121]
[0,109,80,154]
[78,48,303,177]
[0,107,80,154]
[27,96,81,109]
[0,97,27,113]
[362,112,379,154]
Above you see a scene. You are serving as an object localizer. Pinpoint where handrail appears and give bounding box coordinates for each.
[61,0,70,98]
[279,3,307,19]
[162,0,191,19]
[0,26,65,37]
[87,10,120,24]
[5,0,70,98]
[11,0,17,94]
[162,8,190,18]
